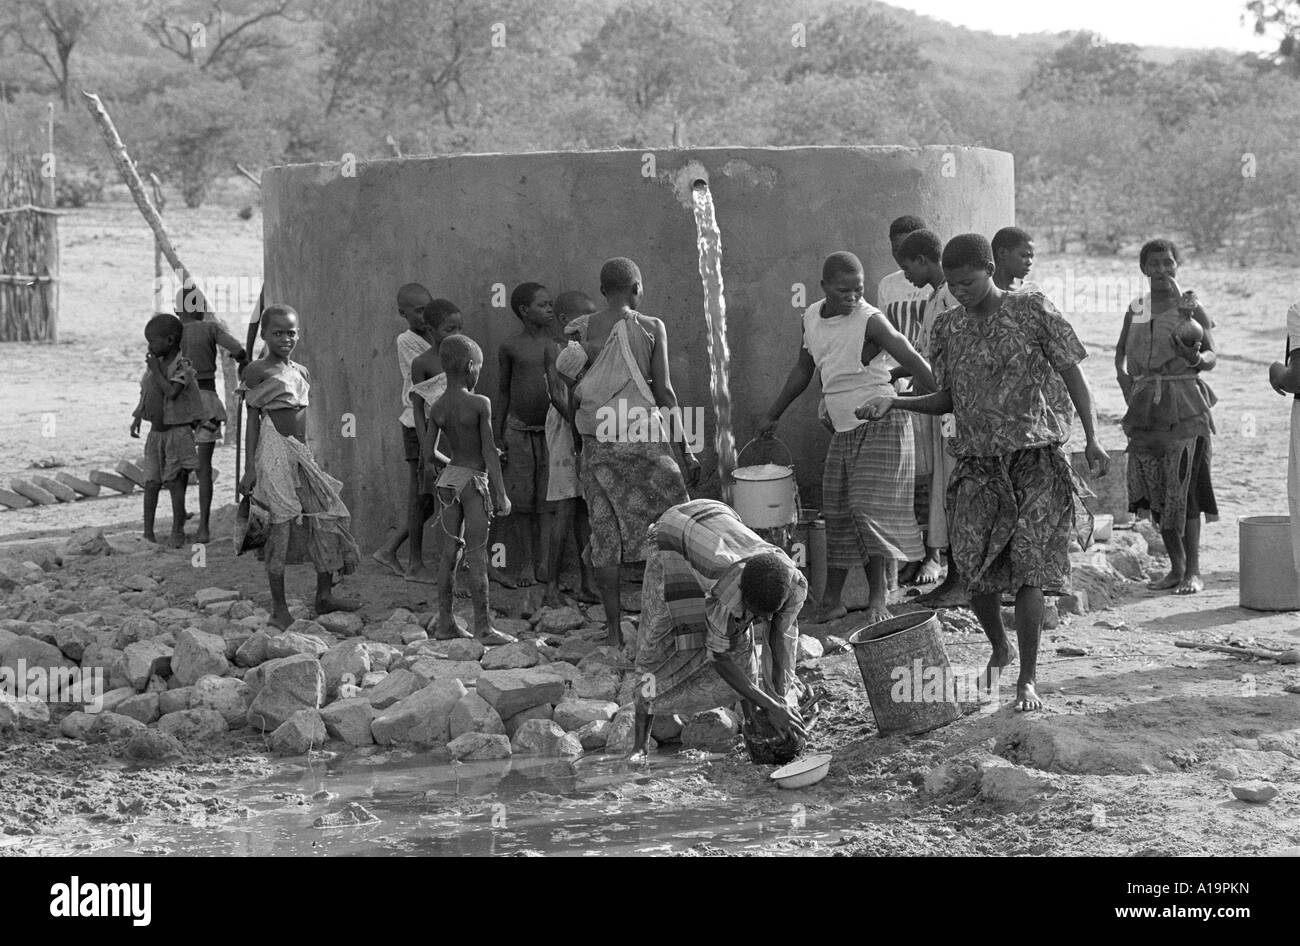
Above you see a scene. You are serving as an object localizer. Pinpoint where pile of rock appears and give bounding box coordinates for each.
[1,569,753,761]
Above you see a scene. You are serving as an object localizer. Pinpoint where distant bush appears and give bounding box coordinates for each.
[55,169,105,208]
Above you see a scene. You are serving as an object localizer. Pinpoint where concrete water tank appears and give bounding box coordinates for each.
[262,146,1014,550]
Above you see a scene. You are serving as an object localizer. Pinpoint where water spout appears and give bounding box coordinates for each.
[689,181,737,503]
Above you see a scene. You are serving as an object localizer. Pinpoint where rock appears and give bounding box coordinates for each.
[371,678,467,747]
[194,588,241,609]
[266,631,329,660]
[317,611,364,636]
[1109,530,1148,557]
[1041,601,1060,630]
[555,637,599,662]
[650,714,684,744]
[337,683,363,700]
[52,623,96,662]
[269,709,327,755]
[503,703,554,737]
[124,730,184,762]
[365,642,402,671]
[533,606,586,635]
[246,654,324,732]
[449,693,507,740]
[401,626,428,644]
[977,761,1059,808]
[1056,591,1089,615]
[172,628,230,685]
[0,694,50,730]
[605,706,638,754]
[360,671,388,688]
[1055,645,1088,657]
[235,630,272,668]
[572,670,619,702]
[1105,547,1148,581]
[553,697,619,731]
[121,574,159,593]
[157,707,228,742]
[0,487,33,509]
[122,639,173,690]
[823,635,850,655]
[576,646,624,675]
[511,718,583,757]
[481,640,542,670]
[576,719,611,749]
[116,693,160,724]
[87,712,147,741]
[414,638,485,662]
[191,675,251,726]
[158,686,192,715]
[1286,681,1300,695]
[99,686,137,714]
[320,639,371,696]
[320,698,377,746]
[61,527,111,555]
[476,668,567,719]
[313,802,379,828]
[1067,562,1123,610]
[447,731,512,761]
[1231,781,1279,804]
[535,660,581,683]
[681,707,740,752]
[368,668,420,709]
[1215,764,1240,780]
[616,674,640,705]
[409,657,482,687]
[1133,519,1166,555]
[0,634,73,671]
[797,635,824,661]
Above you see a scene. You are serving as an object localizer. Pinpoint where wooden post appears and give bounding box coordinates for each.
[81,90,189,283]
[148,172,166,293]
[46,102,55,207]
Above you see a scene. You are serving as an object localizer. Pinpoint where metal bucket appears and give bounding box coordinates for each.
[731,437,797,529]
[848,610,962,737]
[793,509,827,603]
[1239,515,1300,611]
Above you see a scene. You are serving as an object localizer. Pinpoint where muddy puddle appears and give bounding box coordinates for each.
[74,749,880,857]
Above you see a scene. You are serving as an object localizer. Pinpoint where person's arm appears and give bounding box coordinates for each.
[710,652,807,739]
[214,320,248,365]
[240,403,261,496]
[481,396,511,516]
[858,389,954,420]
[867,313,937,393]
[1115,307,1135,403]
[766,570,808,698]
[420,399,452,472]
[545,340,569,418]
[646,318,700,484]
[495,341,513,449]
[1059,364,1109,476]
[130,388,144,437]
[759,346,816,436]
[1270,347,1300,395]
[1171,303,1217,372]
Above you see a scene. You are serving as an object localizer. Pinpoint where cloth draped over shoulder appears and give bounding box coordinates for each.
[1122,293,1216,448]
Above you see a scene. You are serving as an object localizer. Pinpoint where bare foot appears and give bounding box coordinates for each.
[142,531,157,544]
[910,558,944,586]
[433,618,473,640]
[269,608,294,630]
[489,567,517,589]
[403,564,438,585]
[979,643,1017,696]
[627,749,650,765]
[316,594,361,614]
[864,602,892,626]
[371,548,403,577]
[809,603,848,624]
[897,560,922,586]
[195,526,210,544]
[1148,571,1183,591]
[1175,574,1204,595]
[167,530,186,549]
[542,586,563,608]
[513,570,536,588]
[454,587,471,599]
[1015,682,1044,712]
[476,627,517,646]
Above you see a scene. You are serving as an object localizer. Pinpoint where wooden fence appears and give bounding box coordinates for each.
[1,156,59,342]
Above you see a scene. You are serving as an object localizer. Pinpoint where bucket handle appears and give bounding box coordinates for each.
[736,436,793,470]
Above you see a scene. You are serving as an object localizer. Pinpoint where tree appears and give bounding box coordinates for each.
[1021,31,1151,102]
[1,0,108,107]
[782,3,923,84]
[1245,0,1300,72]
[140,0,307,81]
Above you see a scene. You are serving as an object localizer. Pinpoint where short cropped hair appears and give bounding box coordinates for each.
[889,215,927,240]
[897,229,942,263]
[555,289,594,319]
[174,279,210,316]
[740,553,795,615]
[510,282,547,320]
[423,298,460,328]
[259,303,299,335]
[397,283,432,310]
[145,312,182,341]
[600,258,642,295]
[992,227,1033,257]
[1139,238,1180,268]
[822,251,863,282]
[941,233,994,272]
[439,333,482,371]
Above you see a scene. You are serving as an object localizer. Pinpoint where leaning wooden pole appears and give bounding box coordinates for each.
[81,90,189,284]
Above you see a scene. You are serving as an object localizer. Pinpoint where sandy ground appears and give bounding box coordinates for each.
[2,201,1299,856]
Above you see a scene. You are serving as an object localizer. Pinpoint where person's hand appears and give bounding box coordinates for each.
[757,414,779,439]
[1171,334,1201,366]
[1085,438,1110,477]
[496,493,512,518]
[1269,362,1288,396]
[682,451,701,486]
[145,352,159,371]
[497,445,508,467]
[239,470,257,497]
[817,399,834,433]
[855,394,893,422]
[129,418,141,438]
[765,700,809,741]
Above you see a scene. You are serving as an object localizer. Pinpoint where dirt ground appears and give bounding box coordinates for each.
[2,201,1298,856]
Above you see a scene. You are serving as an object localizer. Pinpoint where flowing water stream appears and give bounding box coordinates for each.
[690,182,737,501]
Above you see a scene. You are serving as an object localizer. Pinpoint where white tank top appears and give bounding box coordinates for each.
[802,300,893,432]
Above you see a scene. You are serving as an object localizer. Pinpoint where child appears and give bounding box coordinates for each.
[991,227,1039,292]
[759,251,936,626]
[1116,239,1217,595]
[1268,302,1300,592]
[859,234,1109,712]
[893,229,960,597]
[410,298,464,529]
[495,282,558,587]
[424,334,514,645]
[373,283,436,579]
[130,313,206,547]
[238,304,360,630]
[877,215,932,345]
[543,290,599,606]
[175,280,249,544]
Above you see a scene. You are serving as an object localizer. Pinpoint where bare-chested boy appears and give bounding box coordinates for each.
[495,282,557,587]
[175,280,248,544]
[424,334,515,645]
[238,305,361,630]
[131,313,206,547]
[409,298,464,550]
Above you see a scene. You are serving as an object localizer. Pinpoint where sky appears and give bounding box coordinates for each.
[885,0,1277,51]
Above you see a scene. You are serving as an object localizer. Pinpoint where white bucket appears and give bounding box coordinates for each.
[1239,515,1300,611]
[731,438,797,529]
